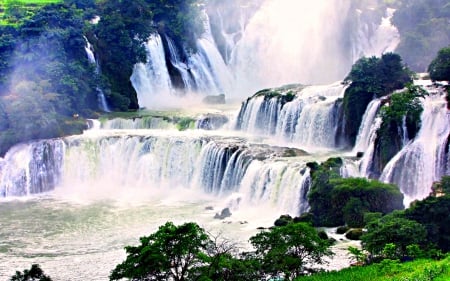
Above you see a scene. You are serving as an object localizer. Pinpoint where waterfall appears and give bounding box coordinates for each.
[84,37,111,112]
[379,93,450,204]
[236,82,347,149]
[165,36,195,92]
[1,131,310,215]
[238,160,310,215]
[130,1,402,106]
[97,117,174,130]
[0,140,64,197]
[131,34,173,108]
[228,0,352,94]
[351,8,400,62]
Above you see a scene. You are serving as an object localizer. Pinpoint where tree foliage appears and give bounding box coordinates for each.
[428,46,450,81]
[343,53,412,145]
[372,84,427,173]
[110,221,210,281]
[10,264,52,281]
[307,158,404,227]
[362,214,428,260]
[392,0,450,72]
[250,222,333,280]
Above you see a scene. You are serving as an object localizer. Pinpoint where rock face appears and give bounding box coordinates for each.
[202,94,226,104]
[214,207,232,219]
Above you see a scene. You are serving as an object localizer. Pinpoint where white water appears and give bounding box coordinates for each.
[351,8,400,61]
[236,82,347,150]
[84,37,111,112]
[131,34,173,108]
[380,93,450,205]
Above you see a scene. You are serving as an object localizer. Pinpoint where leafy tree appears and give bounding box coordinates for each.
[110,221,211,281]
[404,194,450,252]
[428,46,450,81]
[10,264,52,281]
[249,222,333,280]
[331,178,404,227]
[361,214,428,260]
[343,53,412,145]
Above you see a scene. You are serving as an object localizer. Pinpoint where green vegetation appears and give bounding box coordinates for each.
[0,0,206,155]
[343,53,412,145]
[296,256,450,281]
[10,264,52,281]
[307,158,404,227]
[428,46,450,81]
[250,222,333,279]
[0,0,62,26]
[373,84,427,171]
[110,222,210,281]
[0,3,98,156]
[110,221,332,281]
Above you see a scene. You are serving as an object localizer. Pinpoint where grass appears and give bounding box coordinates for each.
[296,256,450,281]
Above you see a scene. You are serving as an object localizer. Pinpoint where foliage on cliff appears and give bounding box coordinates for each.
[371,84,427,173]
[343,53,412,146]
[0,3,97,156]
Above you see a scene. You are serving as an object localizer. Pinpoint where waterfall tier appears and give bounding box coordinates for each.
[235,82,347,150]
[1,131,310,215]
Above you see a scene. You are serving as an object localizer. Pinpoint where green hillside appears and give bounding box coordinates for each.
[297,256,450,281]
[0,0,62,25]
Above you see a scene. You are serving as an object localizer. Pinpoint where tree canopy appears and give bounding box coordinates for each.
[428,46,450,81]
[10,264,52,281]
[343,53,412,145]
[110,221,210,281]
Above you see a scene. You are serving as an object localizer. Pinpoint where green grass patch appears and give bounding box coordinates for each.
[297,256,450,281]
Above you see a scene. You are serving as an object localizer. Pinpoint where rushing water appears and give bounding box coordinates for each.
[1,81,448,279]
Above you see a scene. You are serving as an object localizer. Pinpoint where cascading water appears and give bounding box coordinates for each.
[131,34,173,108]
[351,8,400,62]
[1,129,311,215]
[131,0,400,106]
[235,82,347,150]
[84,37,111,112]
[0,140,64,197]
[379,92,450,204]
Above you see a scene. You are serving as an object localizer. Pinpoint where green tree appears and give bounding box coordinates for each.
[405,194,450,252]
[249,222,333,280]
[330,178,404,227]
[361,214,427,260]
[110,221,211,281]
[428,46,450,81]
[307,158,343,226]
[343,53,412,145]
[10,264,52,281]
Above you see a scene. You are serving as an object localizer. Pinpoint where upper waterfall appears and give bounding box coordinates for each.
[131,0,402,108]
